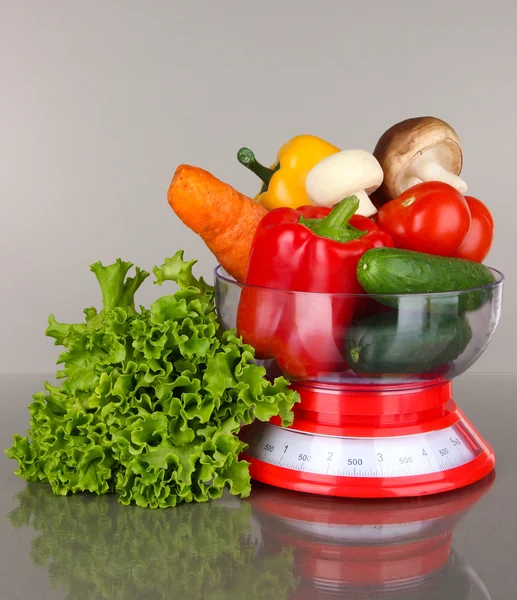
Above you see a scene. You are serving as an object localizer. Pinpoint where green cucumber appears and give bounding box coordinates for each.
[345,311,472,374]
[357,248,496,312]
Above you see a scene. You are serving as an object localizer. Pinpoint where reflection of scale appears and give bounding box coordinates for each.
[247,473,494,599]
[240,380,495,497]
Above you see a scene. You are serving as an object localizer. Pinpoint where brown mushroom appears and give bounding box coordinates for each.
[371,116,467,207]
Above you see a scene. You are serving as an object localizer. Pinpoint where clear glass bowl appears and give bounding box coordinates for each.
[215,266,504,386]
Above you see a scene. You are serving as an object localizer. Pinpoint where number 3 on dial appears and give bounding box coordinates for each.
[377,453,383,462]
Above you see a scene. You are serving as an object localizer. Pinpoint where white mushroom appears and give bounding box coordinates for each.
[305,149,382,217]
[372,116,467,205]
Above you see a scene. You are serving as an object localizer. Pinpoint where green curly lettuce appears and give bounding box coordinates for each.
[8,484,298,600]
[6,251,299,507]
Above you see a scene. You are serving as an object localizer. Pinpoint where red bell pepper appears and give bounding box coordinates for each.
[236,196,393,379]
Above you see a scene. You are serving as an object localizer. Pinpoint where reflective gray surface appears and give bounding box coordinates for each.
[1,373,516,599]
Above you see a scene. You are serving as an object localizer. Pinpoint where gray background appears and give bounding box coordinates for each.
[1,0,515,374]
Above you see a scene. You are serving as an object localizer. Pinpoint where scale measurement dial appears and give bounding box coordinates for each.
[241,421,481,478]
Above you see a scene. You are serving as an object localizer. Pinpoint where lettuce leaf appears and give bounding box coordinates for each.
[6,251,299,507]
[8,484,298,600]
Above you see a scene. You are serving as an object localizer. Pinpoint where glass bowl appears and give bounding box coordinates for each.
[214,266,504,387]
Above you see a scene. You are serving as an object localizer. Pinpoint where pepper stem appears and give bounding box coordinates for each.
[313,196,359,235]
[237,148,276,185]
[300,196,367,243]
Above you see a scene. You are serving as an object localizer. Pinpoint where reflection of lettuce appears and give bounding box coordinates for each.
[9,484,297,600]
[6,252,298,507]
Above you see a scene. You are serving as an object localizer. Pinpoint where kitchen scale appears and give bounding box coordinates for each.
[247,472,494,599]
[215,264,504,499]
[240,379,495,498]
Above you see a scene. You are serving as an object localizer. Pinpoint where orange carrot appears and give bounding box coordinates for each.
[167,164,268,282]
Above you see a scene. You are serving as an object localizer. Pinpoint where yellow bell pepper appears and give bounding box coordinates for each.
[237,135,340,210]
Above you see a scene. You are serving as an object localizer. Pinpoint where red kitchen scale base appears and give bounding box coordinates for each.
[240,380,495,498]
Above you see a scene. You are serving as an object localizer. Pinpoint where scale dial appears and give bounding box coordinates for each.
[241,420,482,479]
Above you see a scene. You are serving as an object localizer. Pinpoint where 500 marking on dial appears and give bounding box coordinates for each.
[241,422,481,477]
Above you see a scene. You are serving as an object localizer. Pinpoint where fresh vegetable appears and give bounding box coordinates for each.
[357,247,496,311]
[376,181,472,256]
[9,485,297,600]
[371,116,467,206]
[305,149,382,216]
[237,197,393,378]
[345,311,472,375]
[454,196,494,262]
[237,135,340,209]
[6,252,298,507]
[167,164,267,282]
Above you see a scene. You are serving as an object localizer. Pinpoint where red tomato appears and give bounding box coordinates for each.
[377,181,471,256]
[453,196,494,262]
